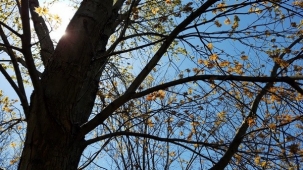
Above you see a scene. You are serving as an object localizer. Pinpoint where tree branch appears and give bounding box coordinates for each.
[0,21,22,37]
[131,75,303,99]
[124,0,220,95]
[21,0,43,100]
[0,65,29,116]
[209,35,303,170]
[84,131,224,149]
[79,0,220,137]
[29,0,54,66]
[106,0,141,54]
[0,26,29,117]
[0,43,22,52]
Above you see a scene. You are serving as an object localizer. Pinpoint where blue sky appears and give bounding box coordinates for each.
[1,0,303,169]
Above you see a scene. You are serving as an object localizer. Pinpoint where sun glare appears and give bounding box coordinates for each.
[48,3,75,41]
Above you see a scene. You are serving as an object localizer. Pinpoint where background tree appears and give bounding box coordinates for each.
[0,0,303,169]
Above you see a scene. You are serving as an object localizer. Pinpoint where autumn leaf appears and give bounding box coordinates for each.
[241,55,248,60]
[34,7,49,16]
[169,151,176,157]
[157,90,166,99]
[261,161,267,167]
[214,20,222,27]
[296,93,303,101]
[273,57,289,68]
[52,14,61,23]
[152,7,159,14]
[146,118,154,128]
[204,60,215,68]
[217,3,226,12]
[224,18,231,25]
[10,142,16,148]
[165,0,172,4]
[268,123,276,130]
[187,132,193,141]
[198,59,203,64]
[10,159,18,165]
[247,117,256,127]
[210,53,218,60]
[217,111,226,120]
[281,114,292,123]
[188,88,193,95]
[288,143,300,154]
[146,94,155,101]
[207,43,213,50]
[219,61,230,67]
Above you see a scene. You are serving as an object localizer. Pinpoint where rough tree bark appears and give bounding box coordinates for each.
[18,0,124,169]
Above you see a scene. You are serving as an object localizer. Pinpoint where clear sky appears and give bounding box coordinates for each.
[0,0,302,169]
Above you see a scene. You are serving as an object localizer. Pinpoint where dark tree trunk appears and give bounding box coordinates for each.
[18,92,86,170]
[18,0,125,169]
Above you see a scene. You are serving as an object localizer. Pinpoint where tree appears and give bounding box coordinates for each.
[0,0,303,169]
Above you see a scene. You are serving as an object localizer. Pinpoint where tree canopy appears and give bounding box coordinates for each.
[0,0,303,169]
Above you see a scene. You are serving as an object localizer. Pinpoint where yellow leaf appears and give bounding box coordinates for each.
[296,93,303,101]
[210,53,218,60]
[10,142,16,148]
[254,8,262,14]
[247,117,256,127]
[224,18,231,25]
[146,94,155,101]
[157,90,166,99]
[188,88,193,95]
[53,14,61,23]
[268,123,276,130]
[165,0,172,4]
[34,7,49,16]
[261,161,267,167]
[219,61,230,67]
[207,43,213,50]
[254,155,261,164]
[169,151,176,157]
[198,59,203,64]
[282,114,292,123]
[217,3,226,11]
[203,60,215,68]
[217,111,226,120]
[152,8,159,14]
[146,119,154,128]
[273,57,289,68]
[190,121,200,127]
[234,63,243,70]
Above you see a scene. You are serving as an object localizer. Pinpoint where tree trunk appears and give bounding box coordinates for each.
[18,0,125,169]
[18,93,86,170]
